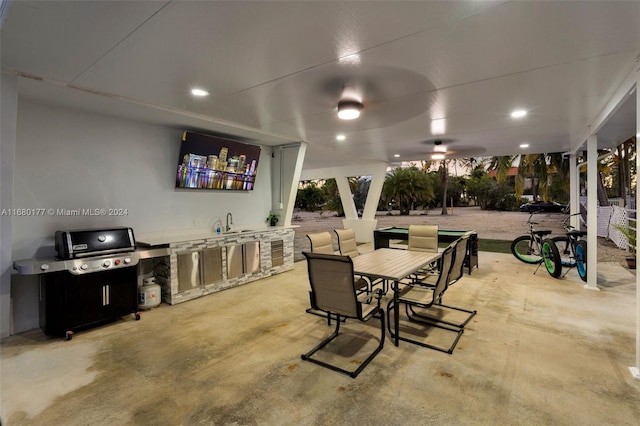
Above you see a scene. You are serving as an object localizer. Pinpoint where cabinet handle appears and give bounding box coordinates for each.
[103,284,110,306]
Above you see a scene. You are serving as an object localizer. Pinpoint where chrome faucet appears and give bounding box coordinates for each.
[226,212,233,232]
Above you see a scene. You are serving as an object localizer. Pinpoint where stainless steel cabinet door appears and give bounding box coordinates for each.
[201,247,223,285]
[226,244,244,279]
[244,241,260,274]
[177,251,201,292]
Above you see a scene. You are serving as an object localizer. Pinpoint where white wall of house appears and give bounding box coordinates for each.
[7,99,276,334]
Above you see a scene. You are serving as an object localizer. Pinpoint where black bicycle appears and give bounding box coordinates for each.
[544,213,587,282]
[511,211,562,277]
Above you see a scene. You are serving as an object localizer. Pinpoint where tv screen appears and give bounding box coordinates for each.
[176,131,261,191]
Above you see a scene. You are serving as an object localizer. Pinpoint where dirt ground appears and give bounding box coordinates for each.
[292,206,629,265]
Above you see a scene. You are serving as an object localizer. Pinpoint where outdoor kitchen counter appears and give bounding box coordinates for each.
[136,225,296,247]
[136,226,295,305]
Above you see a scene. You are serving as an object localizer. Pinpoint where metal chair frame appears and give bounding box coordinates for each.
[432,235,477,328]
[387,244,464,354]
[302,252,385,378]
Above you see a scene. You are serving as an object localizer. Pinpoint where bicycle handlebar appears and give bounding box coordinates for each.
[562,212,582,231]
[526,211,540,224]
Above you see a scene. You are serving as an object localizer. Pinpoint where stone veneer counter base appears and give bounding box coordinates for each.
[137,227,295,305]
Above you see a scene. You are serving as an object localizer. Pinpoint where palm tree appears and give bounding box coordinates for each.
[420,159,455,215]
[608,136,635,205]
[439,159,451,215]
[382,166,435,215]
[516,154,550,201]
[488,156,517,184]
[487,153,567,202]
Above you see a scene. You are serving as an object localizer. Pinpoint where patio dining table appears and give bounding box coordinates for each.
[352,248,442,346]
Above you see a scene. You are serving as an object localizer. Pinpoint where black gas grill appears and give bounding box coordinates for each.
[55,227,136,259]
[14,227,141,339]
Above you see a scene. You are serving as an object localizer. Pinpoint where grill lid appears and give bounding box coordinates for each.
[55,227,136,259]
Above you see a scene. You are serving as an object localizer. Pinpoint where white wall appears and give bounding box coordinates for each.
[9,99,274,333]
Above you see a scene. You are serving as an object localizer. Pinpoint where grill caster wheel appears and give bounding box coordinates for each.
[135,313,141,321]
[65,331,74,341]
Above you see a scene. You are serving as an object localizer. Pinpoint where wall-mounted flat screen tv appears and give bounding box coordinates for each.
[176,131,261,191]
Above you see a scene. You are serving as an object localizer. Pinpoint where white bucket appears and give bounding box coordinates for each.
[138,277,161,309]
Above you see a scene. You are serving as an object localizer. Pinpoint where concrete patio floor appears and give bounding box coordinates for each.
[1,248,639,425]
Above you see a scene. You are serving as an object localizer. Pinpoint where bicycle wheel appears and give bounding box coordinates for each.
[575,240,587,282]
[511,235,542,264]
[542,238,562,278]
[551,236,571,266]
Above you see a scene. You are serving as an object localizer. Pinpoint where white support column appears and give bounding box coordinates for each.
[362,172,385,220]
[631,68,640,380]
[570,153,579,229]
[335,177,358,220]
[341,163,387,243]
[278,143,307,228]
[585,134,599,291]
[301,163,387,243]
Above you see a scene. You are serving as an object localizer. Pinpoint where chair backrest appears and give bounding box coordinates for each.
[334,228,359,258]
[408,225,439,253]
[303,252,360,318]
[432,244,455,301]
[306,232,334,254]
[448,235,470,286]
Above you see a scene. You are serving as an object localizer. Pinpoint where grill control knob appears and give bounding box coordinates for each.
[80,264,88,270]
[41,264,50,271]
[123,257,131,264]
[103,260,111,268]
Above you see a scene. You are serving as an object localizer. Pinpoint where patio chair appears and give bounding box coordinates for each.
[301,252,385,378]
[334,228,359,258]
[408,224,438,252]
[387,244,464,354]
[419,235,477,329]
[306,231,334,254]
[407,224,439,281]
[335,228,388,294]
[439,235,477,327]
[306,232,368,323]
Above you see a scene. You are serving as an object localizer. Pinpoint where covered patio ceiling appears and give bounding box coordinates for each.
[1,1,638,170]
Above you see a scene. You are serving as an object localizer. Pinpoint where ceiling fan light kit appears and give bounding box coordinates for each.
[337,99,363,120]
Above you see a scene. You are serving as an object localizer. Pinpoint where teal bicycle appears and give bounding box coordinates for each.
[544,213,588,282]
[511,212,562,278]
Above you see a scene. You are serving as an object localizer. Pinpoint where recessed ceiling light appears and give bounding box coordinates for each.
[432,153,445,160]
[336,134,346,141]
[394,154,400,158]
[511,109,527,118]
[520,143,530,148]
[191,88,209,97]
[338,53,361,65]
